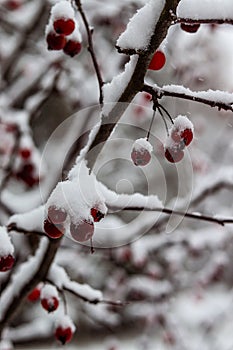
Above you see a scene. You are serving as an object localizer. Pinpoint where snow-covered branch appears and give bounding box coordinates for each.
[143,84,233,112]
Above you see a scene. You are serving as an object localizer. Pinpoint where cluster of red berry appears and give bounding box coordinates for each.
[131,138,153,167]
[44,204,105,242]
[164,116,194,163]
[0,253,15,272]
[27,284,74,344]
[46,1,82,57]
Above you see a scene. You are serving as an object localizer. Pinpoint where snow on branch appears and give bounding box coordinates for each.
[48,264,125,307]
[176,0,233,21]
[143,84,233,112]
[0,237,61,335]
[116,0,165,53]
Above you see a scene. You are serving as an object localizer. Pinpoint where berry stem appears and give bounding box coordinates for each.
[158,104,174,125]
[157,105,169,136]
[74,0,104,106]
[146,109,156,141]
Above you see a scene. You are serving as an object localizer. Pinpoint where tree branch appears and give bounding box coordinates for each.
[0,237,61,338]
[85,0,181,170]
[75,0,104,106]
[175,18,233,25]
[110,206,233,226]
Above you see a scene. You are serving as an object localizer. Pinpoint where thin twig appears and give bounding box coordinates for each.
[75,0,104,105]
[109,206,233,226]
[175,18,233,26]
[146,109,156,141]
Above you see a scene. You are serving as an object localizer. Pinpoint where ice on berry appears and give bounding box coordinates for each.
[41,284,59,300]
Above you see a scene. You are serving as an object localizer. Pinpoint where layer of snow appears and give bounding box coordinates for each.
[173,115,194,131]
[156,84,233,105]
[103,55,139,116]
[51,0,75,20]
[117,0,165,50]
[177,0,233,20]
[8,206,44,232]
[0,226,14,256]
[55,314,76,332]
[132,138,153,153]
[48,264,103,302]
[41,284,59,300]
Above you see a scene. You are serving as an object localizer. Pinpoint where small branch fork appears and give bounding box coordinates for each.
[143,84,233,112]
[74,0,104,106]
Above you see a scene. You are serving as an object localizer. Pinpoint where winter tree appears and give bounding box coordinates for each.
[0,0,233,349]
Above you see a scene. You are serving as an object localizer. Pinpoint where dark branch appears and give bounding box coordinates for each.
[110,206,233,226]
[175,18,233,25]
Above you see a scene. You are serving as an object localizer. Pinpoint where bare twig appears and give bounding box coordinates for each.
[75,0,104,105]
[175,18,233,26]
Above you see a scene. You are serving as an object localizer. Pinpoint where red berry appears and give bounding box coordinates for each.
[55,326,73,345]
[46,33,66,51]
[16,163,38,187]
[143,92,152,102]
[171,129,181,143]
[165,148,184,163]
[41,297,59,313]
[48,206,67,224]
[63,40,82,57]
[6,0,21,10]
[0,254,15,272]
[54,18,75,36]
[44,219,65,239]
[148,51,166,71]
[131,148,151,166]
[70,220,94,242]
[19,148,31,160]
[180,128,193,146]
[180,23,200,33]
[27,286,41,302]
[91,208,105,222]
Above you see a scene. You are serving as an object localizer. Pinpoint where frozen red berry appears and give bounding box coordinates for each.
[27,285,42,302]
[165,147,184,163]
[0,254,15,272]
[70,220,94,242]
[46,33,66,51]
[148,50,166,71]
[180,128,193,146]
[54,18,75,36]
[63,40,82,57]
[131,138,152,166]
[41,297,59,313]
[55,325,73,345]
[91,208,105,222]
[180,23,200,33]
[131,148,151,166]
[16,163,39,187]
[48,206,67,224]
[19,148,31,160]
[44,219,65,239]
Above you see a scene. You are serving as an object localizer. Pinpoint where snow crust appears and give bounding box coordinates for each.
[177,0,233,20]
[132,138,153,153]
[0,226,14,257]
[173,115,194,132]
[117,0,165,50]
